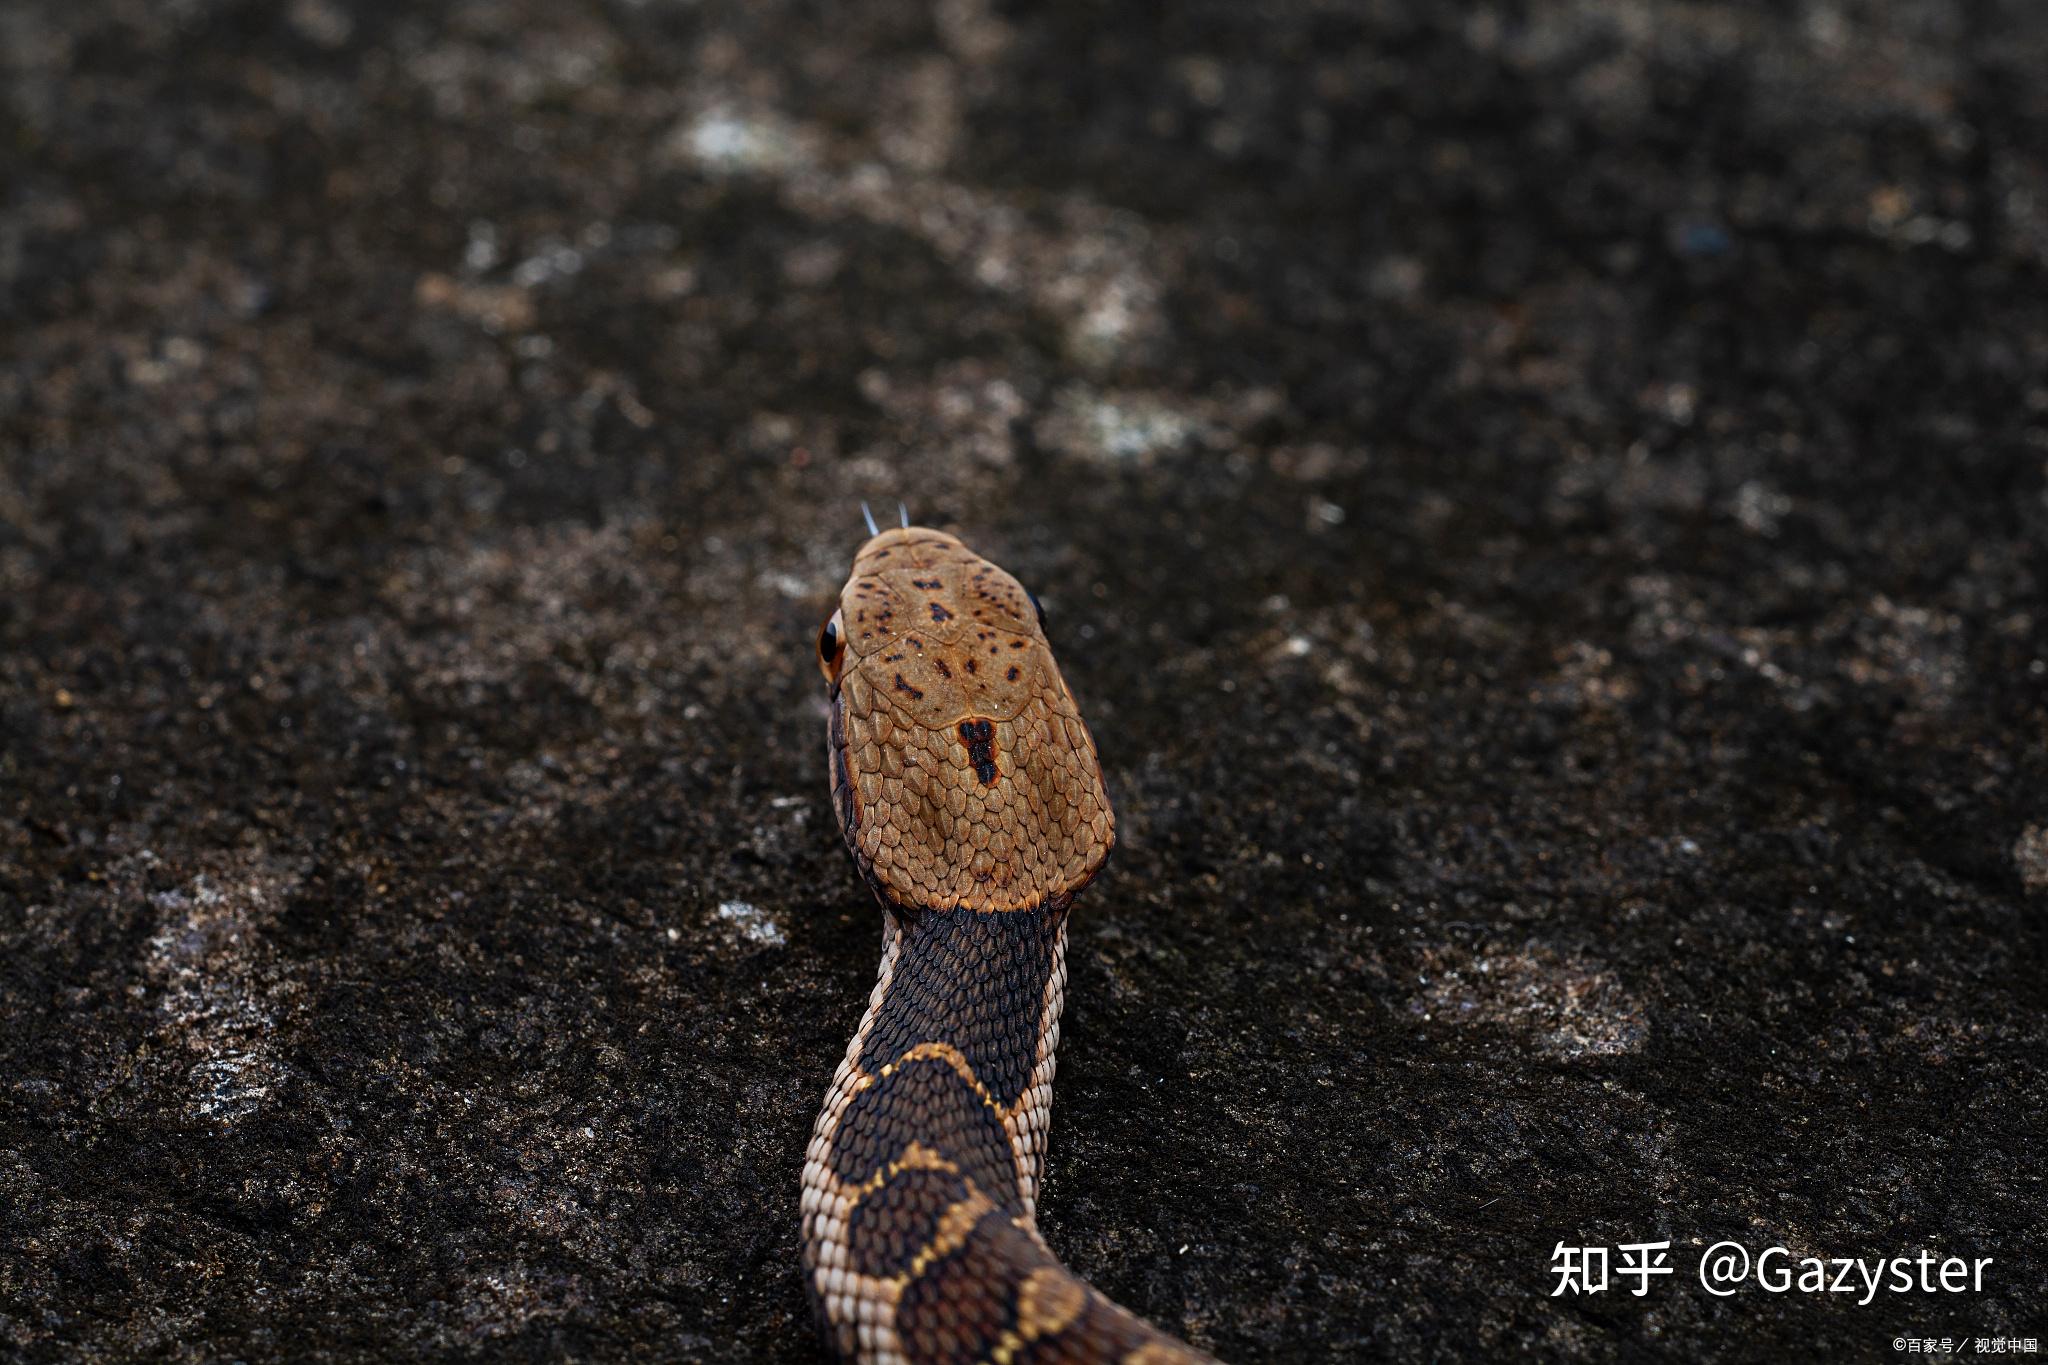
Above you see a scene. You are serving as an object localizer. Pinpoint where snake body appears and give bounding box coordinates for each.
[801,527,1218,1365]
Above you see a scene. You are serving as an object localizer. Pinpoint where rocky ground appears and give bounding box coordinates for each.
[3,0,2046,1360]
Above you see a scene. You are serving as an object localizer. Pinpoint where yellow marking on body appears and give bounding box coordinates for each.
[880,1039,1005,1113]
[838,1141,957,1214]
[1124,1344,1203,1364]
[1017,1266,1087,1338]
[980,1266,1089,1364]
[880,1038,1045,1130]
[906,1187,996,1278]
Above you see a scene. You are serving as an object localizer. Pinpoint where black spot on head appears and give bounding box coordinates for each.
[957,719,997,785]
[934,659,952,678]
[1006,665,1020,682]
[929,602,952,623]
[893,674,925,700]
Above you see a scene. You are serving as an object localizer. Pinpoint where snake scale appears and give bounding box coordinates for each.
[801,526,1221,1365]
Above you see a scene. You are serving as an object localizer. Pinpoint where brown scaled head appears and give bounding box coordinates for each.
[822,526,1114,913]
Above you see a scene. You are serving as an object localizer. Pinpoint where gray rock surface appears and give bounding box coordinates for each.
[3,0,2046,1360]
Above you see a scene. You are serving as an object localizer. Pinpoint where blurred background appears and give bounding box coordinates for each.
[3,0,2046,1360]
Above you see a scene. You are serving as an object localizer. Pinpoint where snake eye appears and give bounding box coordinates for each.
[1028,592,1047,630]
[817,612,845,683]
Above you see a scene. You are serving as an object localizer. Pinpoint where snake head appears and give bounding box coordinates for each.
[823,526,1114,914]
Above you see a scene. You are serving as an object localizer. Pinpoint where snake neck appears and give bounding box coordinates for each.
[801,906,1218,1365]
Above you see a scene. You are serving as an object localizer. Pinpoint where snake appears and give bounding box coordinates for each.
[801,525,1222,1365]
